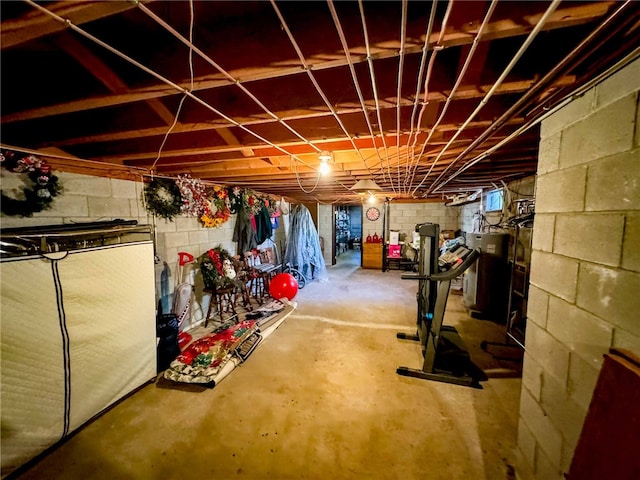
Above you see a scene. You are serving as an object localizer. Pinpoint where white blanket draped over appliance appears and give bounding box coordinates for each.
[1,242,157,477]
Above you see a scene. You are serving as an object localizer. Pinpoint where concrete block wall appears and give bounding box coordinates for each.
[516,58,640,480]
[361,201,458,243]
[0,172,148,228]
[1,172,284,328]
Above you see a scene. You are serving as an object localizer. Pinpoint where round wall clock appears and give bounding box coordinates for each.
[366,207,380,221]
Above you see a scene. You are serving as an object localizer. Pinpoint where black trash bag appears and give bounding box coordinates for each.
[156,313,180,372]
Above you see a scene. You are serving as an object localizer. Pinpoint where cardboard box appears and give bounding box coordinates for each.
[389,230,400,245]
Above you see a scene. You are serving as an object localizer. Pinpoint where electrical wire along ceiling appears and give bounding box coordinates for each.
[1,1,638,204]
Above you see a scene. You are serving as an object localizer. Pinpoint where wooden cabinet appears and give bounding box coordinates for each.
[362,242,383,269]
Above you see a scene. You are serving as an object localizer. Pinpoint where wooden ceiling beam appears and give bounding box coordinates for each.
[93,116,528,164]
[52,34,177,126]
[1,1,151,49]
[0,1,607,123]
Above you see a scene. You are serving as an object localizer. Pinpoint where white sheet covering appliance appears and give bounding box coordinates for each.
[0,221,157,477]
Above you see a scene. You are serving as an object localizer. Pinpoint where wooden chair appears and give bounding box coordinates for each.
[203,283,237,326]
[204,257,252,326]
[244,249,280,303]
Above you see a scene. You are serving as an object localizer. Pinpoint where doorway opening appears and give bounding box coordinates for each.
[334,205,362,266]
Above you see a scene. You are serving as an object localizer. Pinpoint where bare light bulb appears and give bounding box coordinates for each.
[319,159,331,176]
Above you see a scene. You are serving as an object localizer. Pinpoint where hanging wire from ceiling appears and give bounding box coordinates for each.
[138,2,326,157]
[24,0,353,196]
[410,0,562,197]
[430,0,635,194]
[291,155,322,194]
[406,0,498,193]
[149,0,195,173]
[402,0,439,194]
[269,0,369,189]
[357,0,395,194]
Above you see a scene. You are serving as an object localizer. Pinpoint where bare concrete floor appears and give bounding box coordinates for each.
[12,249,522,480]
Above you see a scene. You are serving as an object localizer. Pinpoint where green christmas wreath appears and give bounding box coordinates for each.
[143,177,183,220]
[0,149,62,217]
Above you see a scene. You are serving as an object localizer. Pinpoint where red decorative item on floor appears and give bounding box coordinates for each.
[269,273,299,301]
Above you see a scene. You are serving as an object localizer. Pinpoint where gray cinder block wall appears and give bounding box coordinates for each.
[0,172,282,327]
[516,58,640,480]
[359,201,459,243]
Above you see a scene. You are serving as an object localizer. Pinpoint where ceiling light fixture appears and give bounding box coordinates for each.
[350,179,382,193]
[319,150,332,176]
[319,150,333,162]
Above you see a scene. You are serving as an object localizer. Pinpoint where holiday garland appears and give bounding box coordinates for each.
[143,177,183,220]
[0,149,62,217]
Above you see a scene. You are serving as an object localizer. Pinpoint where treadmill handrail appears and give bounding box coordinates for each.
[401,248,480,281]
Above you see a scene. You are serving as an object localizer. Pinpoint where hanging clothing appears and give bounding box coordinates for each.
[255,205,273,245]
[283,204,328,283]
[233,206,257,255]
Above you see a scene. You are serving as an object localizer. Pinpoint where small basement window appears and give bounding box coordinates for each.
[485,188,504,212]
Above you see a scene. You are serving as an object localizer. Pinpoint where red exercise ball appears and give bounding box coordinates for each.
[269,272,299,301]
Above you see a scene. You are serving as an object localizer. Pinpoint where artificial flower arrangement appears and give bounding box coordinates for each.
[242,190,281,218]
[200,185,231,228]
[198,246,238,290]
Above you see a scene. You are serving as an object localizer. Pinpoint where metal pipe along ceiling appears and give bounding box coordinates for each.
[358,0,393,191]
[407,0,453,192]
[137,2,323,156]
[23,2,316,173]
[431,0,635,194]
[395,0,408,195]
[411,0,562,197]
[269,0,368,186]
[403,0,439,194]
[406,0,498,193]
[434,45,640,194]
[326,0,377,177]
[24,0,357,196]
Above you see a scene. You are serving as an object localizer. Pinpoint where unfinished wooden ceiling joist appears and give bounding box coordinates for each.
[1,0,639,204]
